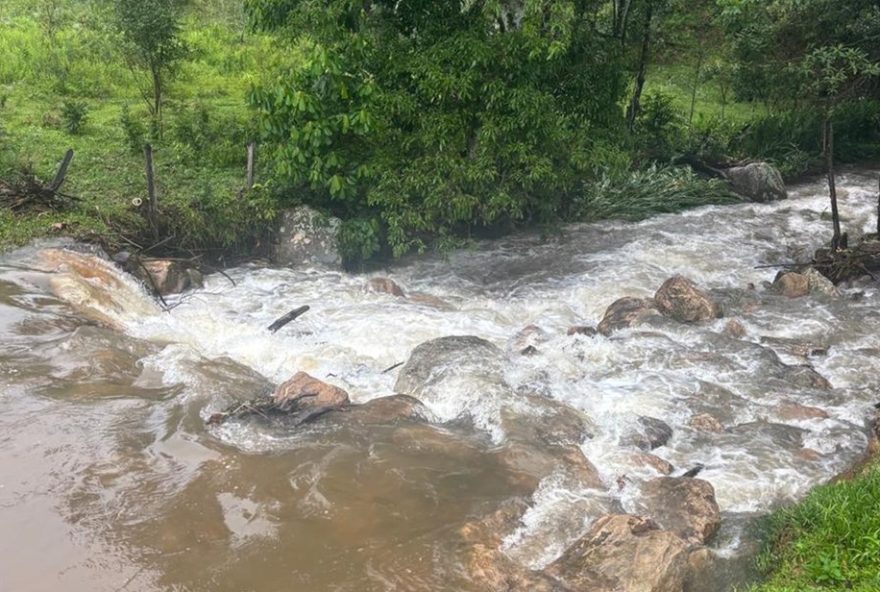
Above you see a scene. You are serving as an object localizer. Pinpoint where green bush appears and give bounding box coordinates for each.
[119,104,147,153]
[337,217,381,269]
[168,102,253,168]
[634,92,685,161]
[61,99,88,134]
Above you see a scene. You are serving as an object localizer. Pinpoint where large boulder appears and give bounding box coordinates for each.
[272,206,342,268]
[772,272,810,298]
[634,477,721,545]
[597,297,660,336]
[654,276,722,324]
[544,514,690,592]
[394,335,505,398]
[724,162,787,203]
[272,371,350,410]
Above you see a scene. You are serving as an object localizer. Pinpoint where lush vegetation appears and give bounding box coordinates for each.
[750,459,880,592]
[1,0,879,262]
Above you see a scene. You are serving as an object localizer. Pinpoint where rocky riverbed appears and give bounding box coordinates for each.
[1,170,879,591]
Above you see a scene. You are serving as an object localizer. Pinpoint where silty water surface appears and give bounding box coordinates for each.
[1,170,878,590]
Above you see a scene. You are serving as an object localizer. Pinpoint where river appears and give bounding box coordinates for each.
[1,170,878,591]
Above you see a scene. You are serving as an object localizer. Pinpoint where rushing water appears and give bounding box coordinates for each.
[1,171,879,591]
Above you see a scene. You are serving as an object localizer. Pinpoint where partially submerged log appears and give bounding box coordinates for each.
[267,305,310,333]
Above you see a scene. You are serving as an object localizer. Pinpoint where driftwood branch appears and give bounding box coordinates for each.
[267,305,310,333]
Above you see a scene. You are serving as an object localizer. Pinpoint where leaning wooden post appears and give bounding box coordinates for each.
[246,141,256,190]
[144,143,158,235]
[49,149,74,192]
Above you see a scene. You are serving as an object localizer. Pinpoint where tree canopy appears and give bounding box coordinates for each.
[246,0,631,258]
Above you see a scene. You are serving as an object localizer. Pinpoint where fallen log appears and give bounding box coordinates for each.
[267,305,310,333]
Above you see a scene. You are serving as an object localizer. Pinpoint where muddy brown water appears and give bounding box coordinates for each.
[2,171,880,591]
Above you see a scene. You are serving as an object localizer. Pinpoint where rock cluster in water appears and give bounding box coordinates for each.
[37,247,862,592]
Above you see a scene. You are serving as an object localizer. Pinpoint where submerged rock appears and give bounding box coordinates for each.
[366,277,405,297]
[272,206,342,268]
[654,276,722,324]
[545,514,689,592]
[781,365,832,390]
[723,319,747,339]
[135,259,203,296]
[631,453,675,475]
[509,324,550,352]
[461,499,561,592]
[775,401,829,421]
[346,394,432,425]
[495,441,605,493]
[760,336,829,359]
[567,325,598,337]
[724,162,787,203]
[688,413,724,433]
[635,477,721,545]
[621,416,674,451]
[598,297,660,336]
[39,248,161,329]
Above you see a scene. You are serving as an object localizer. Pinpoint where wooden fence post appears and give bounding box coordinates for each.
[49,149,74,192]
[246,141,256,190]
[144,143,158,234]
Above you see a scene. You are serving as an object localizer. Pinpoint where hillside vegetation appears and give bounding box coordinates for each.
[1,0,878,263]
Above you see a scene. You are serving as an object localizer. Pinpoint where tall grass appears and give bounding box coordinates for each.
[577,165,739,222]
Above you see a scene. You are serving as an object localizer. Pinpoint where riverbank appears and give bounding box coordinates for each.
[750,450,880,592]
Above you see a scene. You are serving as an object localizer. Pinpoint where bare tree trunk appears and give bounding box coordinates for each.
[151,65,162,136]
[825,117,842,250]
[626,0,653,130]
[876,174,879,237]
[688,49,705,125]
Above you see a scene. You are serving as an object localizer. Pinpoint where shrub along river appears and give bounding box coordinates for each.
[1,170,879,591]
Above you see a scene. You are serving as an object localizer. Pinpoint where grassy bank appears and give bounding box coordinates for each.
[750,455,880,592]
[0,1,285,255]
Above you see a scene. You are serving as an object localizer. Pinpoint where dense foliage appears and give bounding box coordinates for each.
[246,0,632,257]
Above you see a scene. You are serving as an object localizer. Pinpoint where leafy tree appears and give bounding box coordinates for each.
[246,0,628,259]
[722,0,880,247]
[113,0,189,130]
[798,45,879,249]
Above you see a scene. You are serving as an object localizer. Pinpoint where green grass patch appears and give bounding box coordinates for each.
[750,461,880,592]
[0,4,285,255]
